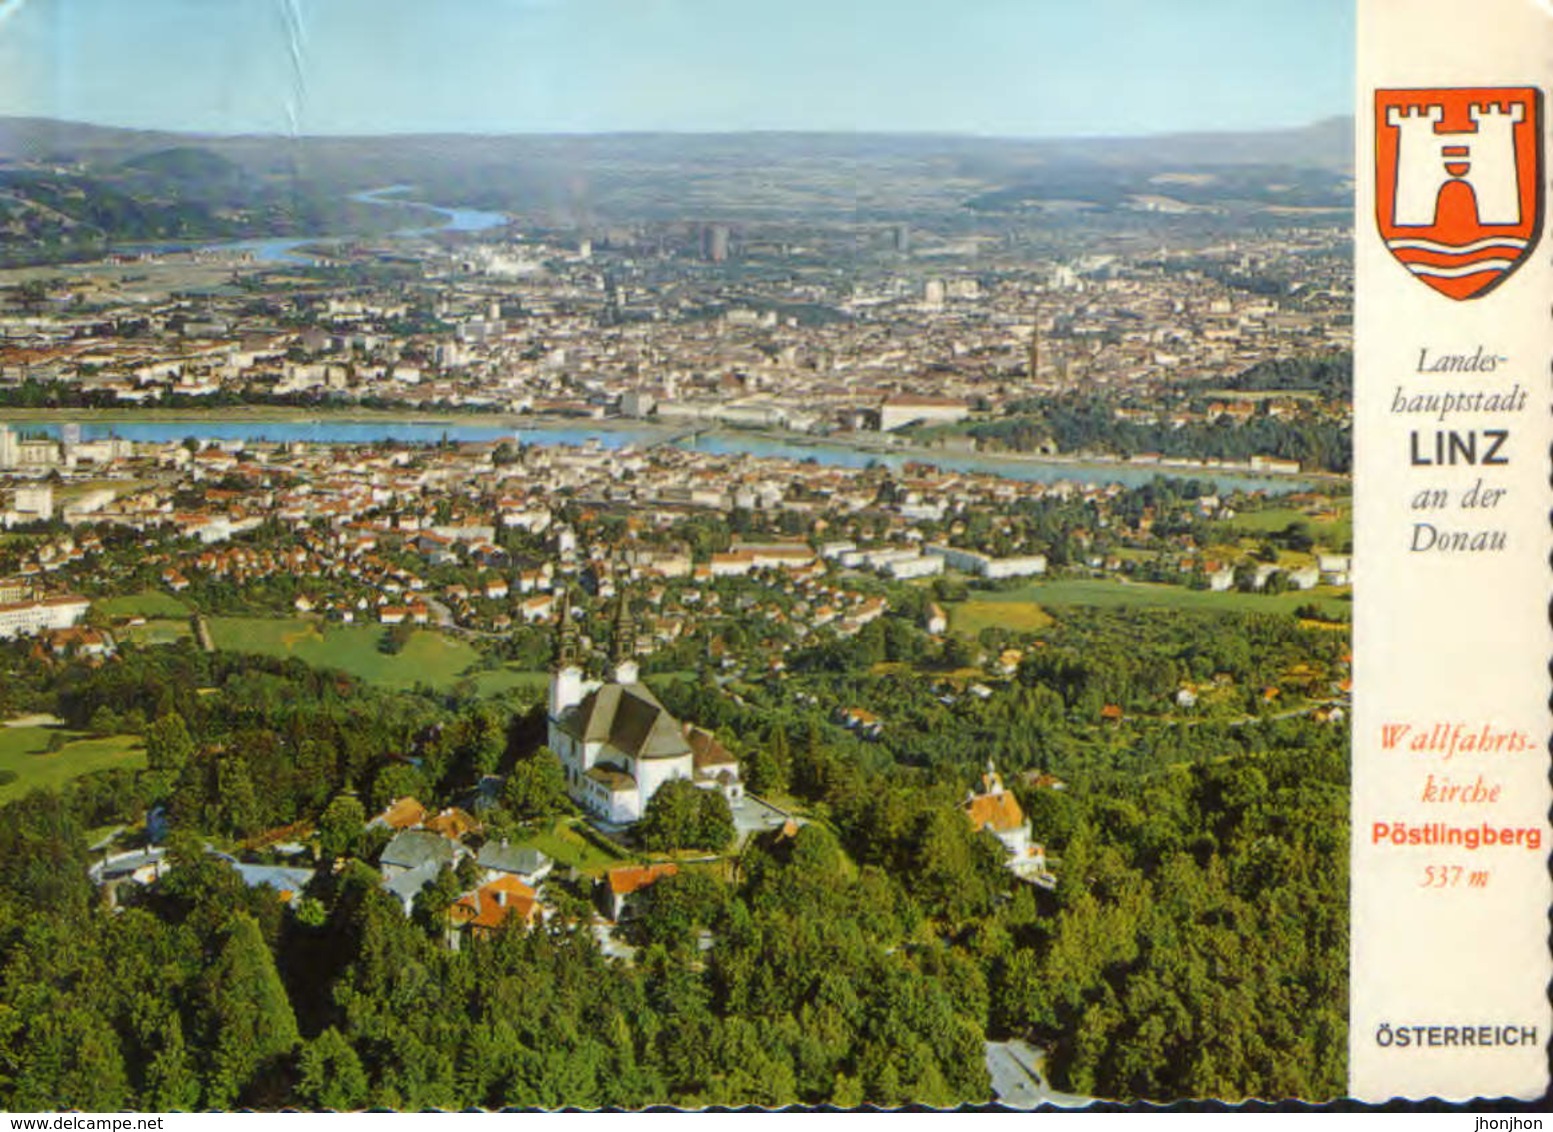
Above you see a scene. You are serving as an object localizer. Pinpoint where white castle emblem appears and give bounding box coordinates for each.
[1386,100,1523,227]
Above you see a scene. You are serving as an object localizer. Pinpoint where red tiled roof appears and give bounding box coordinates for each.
[455,875,539,933]
[376,796,427,830]
[963,790,1025,834]
[606,862,678,897]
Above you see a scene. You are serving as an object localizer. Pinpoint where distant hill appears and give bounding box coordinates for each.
[1027,116,1354,170]
[0,117,200,164]
[120,145,244,182]
[0,115,1356,254]
[0,114,1355,172]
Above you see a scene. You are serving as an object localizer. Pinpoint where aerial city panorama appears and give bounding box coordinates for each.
[0,0,1354,1110]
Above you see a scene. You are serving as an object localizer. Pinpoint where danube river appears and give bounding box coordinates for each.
[139,186,509,264]
[16,418,1316,494]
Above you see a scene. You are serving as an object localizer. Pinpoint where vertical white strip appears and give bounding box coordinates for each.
[1352,0,1553,1101]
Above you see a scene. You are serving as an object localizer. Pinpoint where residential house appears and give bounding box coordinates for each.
[449,875,542,942]
[371,796,428,831]
[599,862,678,921]
[477,842,554,887]
[379,829,462,913]
[962,763,1054,888]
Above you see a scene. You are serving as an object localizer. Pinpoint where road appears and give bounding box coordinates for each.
[984,1040,1091,1110]
[423,596,456,630]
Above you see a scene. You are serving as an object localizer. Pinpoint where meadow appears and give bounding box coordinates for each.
[95,590,192,619]
[209,617,482,690]
[1225,503,1352,548]
[954,576,1352,625]
[0,725,146,804]
[950,598,1055,636]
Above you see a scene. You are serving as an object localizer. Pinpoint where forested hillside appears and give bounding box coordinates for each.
[0,601,1347,1107]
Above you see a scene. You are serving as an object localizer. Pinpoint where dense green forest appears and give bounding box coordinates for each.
[0,600,1348,1109]
[965,396,1350,474]
[1226,353,1352,400]
[947,354,1352,473]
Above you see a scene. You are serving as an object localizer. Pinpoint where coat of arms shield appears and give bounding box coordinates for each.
[1374,87,1542,299]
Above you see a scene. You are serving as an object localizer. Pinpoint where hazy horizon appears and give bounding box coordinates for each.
[0,111,1356,145]
[0,0,1354,140]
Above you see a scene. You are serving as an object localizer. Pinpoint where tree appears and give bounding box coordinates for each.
[941,636,978,671]
[694,789,735,852]
[636,780,733,853]
[145,712,196,776]
[631,870,728,949]
[370,761,428,814]
[202,913,300,1107]
[217,755,260,838]
[502,748,568,821]
[911,809,996,922]
[317,794,366,860]
[742,744,785,797]
[1278,520,1315,553]
[744,727,789,796]
[143,1014,201,1111]
[88,704,120,736]
[378,623,414,655]
[412,864,463,934]
[8,1006,131,1111]
[296,1028,370,1111]
[461,705,510,777]
[638,779,701,852]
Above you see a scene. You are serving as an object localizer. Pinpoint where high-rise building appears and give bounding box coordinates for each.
[892,223,911,253]
[704,224,730,263]
[0,425,14,470]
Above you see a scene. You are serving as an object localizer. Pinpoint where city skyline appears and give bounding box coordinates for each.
[0,0,1355,140]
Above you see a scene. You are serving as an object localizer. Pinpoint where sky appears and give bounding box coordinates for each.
[0,0,1355,139]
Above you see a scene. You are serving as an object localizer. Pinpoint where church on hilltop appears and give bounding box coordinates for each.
[547,590,741,825]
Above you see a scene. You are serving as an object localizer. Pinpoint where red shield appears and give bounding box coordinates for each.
[1375,87,1543,300]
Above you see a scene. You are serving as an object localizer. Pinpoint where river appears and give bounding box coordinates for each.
[16,419,1315,493]
[135,185,509,264]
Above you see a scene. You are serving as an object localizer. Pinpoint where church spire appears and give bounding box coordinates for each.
[548,585,586,720]
[554,585,580,671]
[611,585,639,684]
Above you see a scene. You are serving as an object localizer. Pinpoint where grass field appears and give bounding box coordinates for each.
[118,618,193,646]
[96,591,192,619]
[1226,505,1352,548]
[470,667,550,698]
[962,578,1352,619]
[951,598,1055,636]
[515,817,631,876]
[0,726,146,804]
[209,617,485,690]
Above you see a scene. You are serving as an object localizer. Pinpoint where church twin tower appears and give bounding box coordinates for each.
[547,586,640,722]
